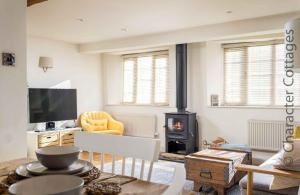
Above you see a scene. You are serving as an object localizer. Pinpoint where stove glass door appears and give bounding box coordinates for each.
[167,118,185,132]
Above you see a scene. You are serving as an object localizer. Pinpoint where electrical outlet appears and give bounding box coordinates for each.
[2,52,15,66]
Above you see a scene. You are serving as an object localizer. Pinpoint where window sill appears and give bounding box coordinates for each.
[207,105,300,109]
[105,104,174,108]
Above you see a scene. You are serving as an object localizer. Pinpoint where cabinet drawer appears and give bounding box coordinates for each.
[62,138,74,144]
[38,133,59,144]
[62,142,74,146]
[186,157,233,186]
[38,140,59,148]
[60,132,74,140]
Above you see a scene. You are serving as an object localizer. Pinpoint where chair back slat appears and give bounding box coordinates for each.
[147,162,154,181]
[121,157,126,175]
[131,158,136,177]
[112,155,115,174]
[100,153,104,171]
[75,132,160,181]
[89,150,93,163]
[140,160,145,179]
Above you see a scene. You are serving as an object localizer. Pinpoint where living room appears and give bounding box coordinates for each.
[1,0,300,194]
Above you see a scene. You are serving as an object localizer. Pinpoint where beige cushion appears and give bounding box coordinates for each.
[270,175,300,190]
[270,140,300,190]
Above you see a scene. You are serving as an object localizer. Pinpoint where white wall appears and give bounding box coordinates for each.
[0,0,27,161]
[101,54,123,105]
[27,36,103,125]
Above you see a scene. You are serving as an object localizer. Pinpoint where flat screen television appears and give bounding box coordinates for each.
[29,88,77,123]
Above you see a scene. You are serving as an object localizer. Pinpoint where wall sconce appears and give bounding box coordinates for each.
[39,56,53,72]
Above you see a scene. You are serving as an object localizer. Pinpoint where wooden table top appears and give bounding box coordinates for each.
[0,158,193,195]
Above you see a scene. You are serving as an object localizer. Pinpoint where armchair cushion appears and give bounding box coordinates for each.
[87,118,108,130]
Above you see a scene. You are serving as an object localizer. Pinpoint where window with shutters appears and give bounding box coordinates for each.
[223,40,300,106]
[122,51,169,105]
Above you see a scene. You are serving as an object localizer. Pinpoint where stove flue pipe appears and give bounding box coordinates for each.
[176,44,187,112]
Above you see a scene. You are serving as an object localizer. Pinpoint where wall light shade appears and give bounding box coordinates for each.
[285,17,300,72]
[39,56,53,72]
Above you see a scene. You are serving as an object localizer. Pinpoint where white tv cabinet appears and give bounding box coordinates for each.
[27,127,82,159]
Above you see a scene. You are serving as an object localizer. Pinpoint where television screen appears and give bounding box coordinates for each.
[29,88,77,123]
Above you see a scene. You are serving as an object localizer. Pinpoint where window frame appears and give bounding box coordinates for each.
[122,50,169,106]
[221,39,293,107]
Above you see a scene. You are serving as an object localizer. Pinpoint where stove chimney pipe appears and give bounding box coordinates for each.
[176,44,187,112]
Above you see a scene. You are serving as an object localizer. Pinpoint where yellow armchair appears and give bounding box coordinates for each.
[79,111,124,135]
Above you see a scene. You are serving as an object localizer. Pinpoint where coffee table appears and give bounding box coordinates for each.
[186,148,252,195]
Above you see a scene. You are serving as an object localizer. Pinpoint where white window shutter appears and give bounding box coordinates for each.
[122,51,169,105]
[136,56,153,104]
[224,48,246,105]
[223,40,299,106]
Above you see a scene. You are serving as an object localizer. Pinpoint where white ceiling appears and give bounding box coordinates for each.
[27,0,300,44]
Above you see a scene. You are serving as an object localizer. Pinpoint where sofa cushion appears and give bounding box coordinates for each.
[239,152,299,195]
[271,175,300,190]
[273,140,300,171]
[270,140,300,190]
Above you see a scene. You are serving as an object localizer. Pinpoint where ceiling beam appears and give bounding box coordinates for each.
[27,0,47,7]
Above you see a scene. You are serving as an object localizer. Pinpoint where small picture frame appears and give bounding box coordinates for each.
[210,94,219,106]
[2,52,16,66]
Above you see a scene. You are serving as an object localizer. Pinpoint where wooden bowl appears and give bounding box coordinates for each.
[36,146,80,170]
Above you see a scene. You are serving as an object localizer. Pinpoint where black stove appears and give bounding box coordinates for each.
[165,44,198,155]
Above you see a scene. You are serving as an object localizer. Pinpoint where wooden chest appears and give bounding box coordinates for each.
[185,149,251,194]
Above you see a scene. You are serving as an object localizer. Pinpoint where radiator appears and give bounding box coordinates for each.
[111,113,157,138]
[248,120,287,152]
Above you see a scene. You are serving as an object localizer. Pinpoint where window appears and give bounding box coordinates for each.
[223,40,300,106]
[123,51,169,105]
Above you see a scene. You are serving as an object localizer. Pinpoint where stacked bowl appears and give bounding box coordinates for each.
[9,146,91,195]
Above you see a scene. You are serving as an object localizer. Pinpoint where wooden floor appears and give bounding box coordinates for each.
[80,151,122,166]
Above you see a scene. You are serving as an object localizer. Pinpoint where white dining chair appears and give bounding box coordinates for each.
[74,131,186,194]
[75,131,160,181]
[162,163,186,195]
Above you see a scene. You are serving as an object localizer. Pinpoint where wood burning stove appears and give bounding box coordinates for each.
[164,44,198,155]
[165,112,197,154]
[166,113,194,140]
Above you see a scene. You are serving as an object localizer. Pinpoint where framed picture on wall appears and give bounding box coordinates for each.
[210,94,219,106]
